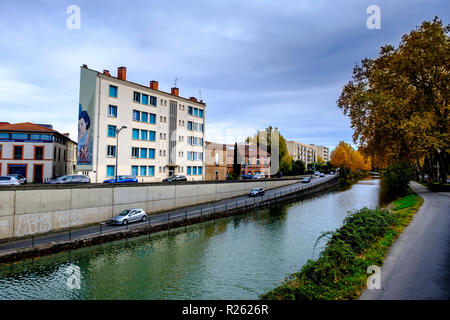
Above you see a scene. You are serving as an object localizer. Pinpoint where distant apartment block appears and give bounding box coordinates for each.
[312,144,330,162]
[0,122,77,183]
[77,65,206,183]
[286,140,317,164]
[205,141,228,180]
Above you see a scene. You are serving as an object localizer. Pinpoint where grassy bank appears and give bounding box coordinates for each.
[261,191,423,300]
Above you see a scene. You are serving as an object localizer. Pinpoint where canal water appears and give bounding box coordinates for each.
[0,177,380,300]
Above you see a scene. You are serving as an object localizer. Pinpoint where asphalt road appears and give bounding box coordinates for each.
[0,175,337,254]
[360,181,450,300]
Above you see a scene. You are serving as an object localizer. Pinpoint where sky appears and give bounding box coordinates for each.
[0,0,448,151]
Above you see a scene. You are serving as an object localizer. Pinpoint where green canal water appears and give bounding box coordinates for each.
[0,177,380,300]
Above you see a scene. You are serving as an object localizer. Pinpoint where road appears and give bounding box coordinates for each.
[360,181,450,300]
[0,174,337,255]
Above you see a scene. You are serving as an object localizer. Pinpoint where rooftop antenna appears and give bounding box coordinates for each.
[199,90,202,101]
[174,77,180,87]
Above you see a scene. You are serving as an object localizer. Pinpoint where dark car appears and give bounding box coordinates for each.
[302,177,311,183]
[6,174,26,184]
[46,174,90,184]
[162,175,187,182]
[103,175,138,183]
[249,187,265,197]
[241,174,254,179]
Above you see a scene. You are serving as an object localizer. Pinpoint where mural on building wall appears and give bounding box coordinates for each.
[77,68,96,170]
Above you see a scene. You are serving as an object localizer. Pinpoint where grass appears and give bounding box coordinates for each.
[261,191,423,300]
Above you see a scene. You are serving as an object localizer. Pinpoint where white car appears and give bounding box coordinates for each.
[314,171,320,176]
[112,208,148,225]
[0,176,21,186]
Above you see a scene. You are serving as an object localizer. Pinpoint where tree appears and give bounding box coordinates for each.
[337,17,449,184]
[292,160,306,175]
[331,141,372,177]
[246,126,292,176]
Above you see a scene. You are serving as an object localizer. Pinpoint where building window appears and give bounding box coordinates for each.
[193,166,197,175]
[148,149,155,159]
[149,113,156,124]
[142,94,149,105]
[149,131,156,141]
[12,133,28,140]
[132,129,139,140]
[256,158,260,166]
[133,91,141,103]
[140,166,147,176]
[133,110,140,121]
[199,109,204,118]
[14,146,23,160]
[141,130,148,140]
[140,148,147,159]
[141,112,148,123]
[187,166,191,175]
[132,147,139,158]
[148,166,155,176]
[131,166,138,176]
[34,146,44,160]
[150,96,157,106]
[109,85,118,98]
[108,125,117,137]
[108,105,117,117]
[198,166,203,175]
[107,145,116,157]
[107,165,115,177]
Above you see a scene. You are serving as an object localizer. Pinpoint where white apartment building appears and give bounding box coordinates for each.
[312,145,330,163]
[286,140,317,164]
[77,65,206,183]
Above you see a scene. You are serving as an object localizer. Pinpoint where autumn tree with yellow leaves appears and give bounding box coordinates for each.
[331,141,371,177]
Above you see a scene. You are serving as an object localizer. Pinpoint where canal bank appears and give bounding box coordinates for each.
[0,175,339,263]
[0,176,379,300]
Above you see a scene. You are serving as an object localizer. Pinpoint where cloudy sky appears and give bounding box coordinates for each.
[0,0,448,150]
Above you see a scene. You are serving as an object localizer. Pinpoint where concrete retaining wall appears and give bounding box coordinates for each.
[0,179,300,240]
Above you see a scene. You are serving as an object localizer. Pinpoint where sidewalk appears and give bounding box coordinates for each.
[360,181,450,300]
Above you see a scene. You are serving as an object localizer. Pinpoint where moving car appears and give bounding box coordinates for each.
[112,208,147,225]
[0,176,21,186]
[162,175,187,182]
[302,177,311,183]
[6,174,26,184]
[46,174,90,184]
[319,173,325,177]
[103,175,138,183]
[249,187,265,197]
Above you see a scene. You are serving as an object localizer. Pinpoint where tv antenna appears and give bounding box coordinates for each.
[199,90,202,100]
[174,77,180,87]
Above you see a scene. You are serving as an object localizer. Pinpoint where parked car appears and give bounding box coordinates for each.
[330,171,334,175]
[249,187,265,197]
[319,173,325,177]
[46,174,90,184]
[112,208,147,225]
[6,174,26,184]
[314,171,320,176]
[0,175,21,186]
[252,173,265,179]
[103,175,138,183]
[241,174,254,179]
[302,177,311,183]
[162,175,187,182]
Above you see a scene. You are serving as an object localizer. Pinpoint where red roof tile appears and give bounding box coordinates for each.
[0,122,58,133]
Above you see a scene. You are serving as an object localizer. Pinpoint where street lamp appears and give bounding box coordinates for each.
[115,125,127,183]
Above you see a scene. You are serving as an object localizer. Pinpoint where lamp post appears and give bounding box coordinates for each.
[115,126,127,183]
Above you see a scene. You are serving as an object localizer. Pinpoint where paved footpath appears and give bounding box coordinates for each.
[360,181,450,300]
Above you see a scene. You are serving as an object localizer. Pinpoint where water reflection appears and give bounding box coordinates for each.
[0,177,380,300]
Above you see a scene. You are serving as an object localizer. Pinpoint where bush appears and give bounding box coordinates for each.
[381,161,414,202]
